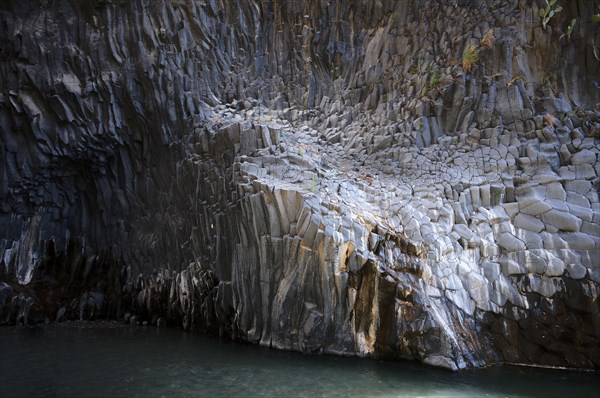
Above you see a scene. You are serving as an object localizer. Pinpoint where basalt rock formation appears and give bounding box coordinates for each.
[1,0,599,370]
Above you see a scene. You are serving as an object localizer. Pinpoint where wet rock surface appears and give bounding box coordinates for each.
[0,0,599,369]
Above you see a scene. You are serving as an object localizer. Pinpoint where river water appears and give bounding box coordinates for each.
[1,324,598,397]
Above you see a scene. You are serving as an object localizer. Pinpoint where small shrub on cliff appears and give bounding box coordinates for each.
[420,70,442,96]
[421,69,455,97]
[560,18,577,42]
[481,29,495,49]
[539,0,563,30]
[462,45,479,73]
[593,2,600,23]
[390,13,398,28]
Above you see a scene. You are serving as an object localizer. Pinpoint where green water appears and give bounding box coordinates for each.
[0,325,598,397]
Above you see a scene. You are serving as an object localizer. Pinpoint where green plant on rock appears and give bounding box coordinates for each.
[560,18,576,41]
[428,70,443,88]
[421,69,444,96]
[539,0,563,30]
[407,54,425,75]
[390,13,398,28]
[481,29,495,49]
[593,1,600,23]
[462,45,479,73]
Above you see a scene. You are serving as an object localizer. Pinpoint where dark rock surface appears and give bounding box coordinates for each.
[0,0,599,369]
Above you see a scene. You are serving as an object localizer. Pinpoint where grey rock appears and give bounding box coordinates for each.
[541,210,582,232]
[514,213,545,233]
[566,264,587,280]
[497,232,526,252]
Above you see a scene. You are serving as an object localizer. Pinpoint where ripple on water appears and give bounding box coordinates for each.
[1,325,599,397]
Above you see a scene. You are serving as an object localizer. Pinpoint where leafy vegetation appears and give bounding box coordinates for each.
[462,45,479,73]
[539,0,562,30]
[408,55,424,75]
[560,18,576,41]
[420,69,454,97]
[480,29,495,49]
[389,13,398,28]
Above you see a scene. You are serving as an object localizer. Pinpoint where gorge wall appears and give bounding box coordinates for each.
[0,0,599,370]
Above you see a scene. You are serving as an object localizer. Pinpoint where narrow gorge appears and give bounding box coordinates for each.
[1,0,599,370]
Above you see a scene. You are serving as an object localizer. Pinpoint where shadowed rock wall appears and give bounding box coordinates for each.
[1,0,599,369]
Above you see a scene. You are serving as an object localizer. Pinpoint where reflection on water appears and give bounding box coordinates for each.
[1,325,598,397]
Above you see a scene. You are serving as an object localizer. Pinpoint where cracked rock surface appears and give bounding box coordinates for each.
[0,0,599,369]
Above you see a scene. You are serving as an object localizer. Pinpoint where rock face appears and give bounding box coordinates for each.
[1,0,599,370]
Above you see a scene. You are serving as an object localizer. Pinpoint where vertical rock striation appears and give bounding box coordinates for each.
[0,0,599,369]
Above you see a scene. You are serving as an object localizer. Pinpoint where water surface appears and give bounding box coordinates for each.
[1,324,598,397]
